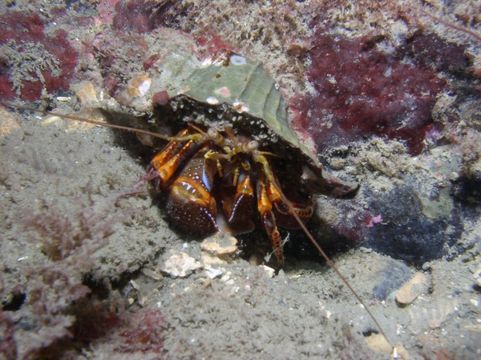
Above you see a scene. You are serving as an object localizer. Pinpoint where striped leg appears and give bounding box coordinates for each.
[257,172,284,265]
[148,129,203,189]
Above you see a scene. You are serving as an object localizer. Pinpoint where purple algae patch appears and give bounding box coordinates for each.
[407,32,470,74]
[292,33,446,155]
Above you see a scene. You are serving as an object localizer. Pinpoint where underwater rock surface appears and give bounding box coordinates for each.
[1,1,480,359]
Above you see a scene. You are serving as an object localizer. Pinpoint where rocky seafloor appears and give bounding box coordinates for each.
[1,1,480,359]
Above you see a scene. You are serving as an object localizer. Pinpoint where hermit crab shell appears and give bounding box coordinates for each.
[117,51,356,196]
[176,53,318,165]
[166,53,357,197]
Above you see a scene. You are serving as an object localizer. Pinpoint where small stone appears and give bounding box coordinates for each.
[393,344,410,359]
[73,81,98,106]
[248,254,264,266]
[364,333,392,355]
[160,251,202,278]
[395,272,429,306]
[260,265,275,278]
[204,266,224,279]
[142,267,163,281]
[127,73,152,97]
[329,158,346,170]
[201,232,238,261]
[201,252,226,267]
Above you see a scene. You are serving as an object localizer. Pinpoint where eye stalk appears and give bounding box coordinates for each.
[246,140,258,152]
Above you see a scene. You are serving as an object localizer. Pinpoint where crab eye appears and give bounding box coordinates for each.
[208,128,219,138]
[247,140,258,151]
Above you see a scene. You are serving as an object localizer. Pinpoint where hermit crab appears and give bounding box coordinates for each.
[7,52,357,265]
[133,52,359,265]
[7,51,393,343]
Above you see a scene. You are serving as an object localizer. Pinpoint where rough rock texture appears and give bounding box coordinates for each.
[1,1,481,359]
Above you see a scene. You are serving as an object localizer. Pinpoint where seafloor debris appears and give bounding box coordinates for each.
[200,233,238,261]
[160,251,202,278]
[395,272,430,306]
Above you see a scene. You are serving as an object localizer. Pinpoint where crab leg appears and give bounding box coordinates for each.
[222,169,256,234]
[254,153,314,263]
[257,171,284,265]
[149,129,205,189]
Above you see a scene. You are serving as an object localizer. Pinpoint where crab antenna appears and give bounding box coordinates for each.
[3,104,173,141]
[264,166,393,349]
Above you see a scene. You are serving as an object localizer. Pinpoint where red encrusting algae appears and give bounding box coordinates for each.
[291,33,447,155]
[0,11,78,101]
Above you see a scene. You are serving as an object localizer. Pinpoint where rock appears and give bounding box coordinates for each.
[201,252,227,267]
[395,272,430,306]
[204,266,224,279]
[160,251,202,278]
[393,344,410,360]
[364,333,392,355]
[365,333,410,359]
[315,145,464,266]
[473,265,481,287]
[200,232,238,261]
[141,267,163,281]
[73,81,99,107]
[372,259,412,300]
[260,265,275,278]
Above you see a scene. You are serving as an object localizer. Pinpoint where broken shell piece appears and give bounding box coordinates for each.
[201,252,226,267]
[260,265,275,278]
[201,232,238,261]
[160,251,202,278]
[204,266,224,279]
[126,74,152,97]
[395,272,429,306]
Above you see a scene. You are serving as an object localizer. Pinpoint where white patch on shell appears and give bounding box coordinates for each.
[230,54,246,65]
[201,57,213,67]
[206,96,220,105]
[233,100,249,113]
[215,86,231,98]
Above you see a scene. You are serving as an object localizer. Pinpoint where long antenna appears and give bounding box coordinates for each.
[3,104,172,141]
[272,176,394,349]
